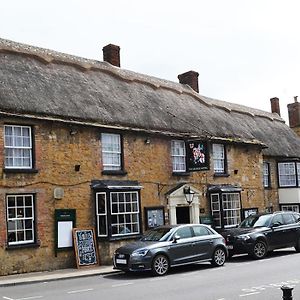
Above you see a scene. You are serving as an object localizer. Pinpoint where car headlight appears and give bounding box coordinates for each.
[238,235,251,241]
[131,249,149,257]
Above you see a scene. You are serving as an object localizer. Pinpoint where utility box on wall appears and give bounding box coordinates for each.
[55,209,76,255]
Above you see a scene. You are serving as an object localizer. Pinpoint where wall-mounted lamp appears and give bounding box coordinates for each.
[144,138,151,144]
[183,186,195,205]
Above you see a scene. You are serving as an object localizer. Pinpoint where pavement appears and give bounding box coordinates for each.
[0,265,120,287]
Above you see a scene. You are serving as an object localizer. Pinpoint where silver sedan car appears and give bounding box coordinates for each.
[113,224,228,276]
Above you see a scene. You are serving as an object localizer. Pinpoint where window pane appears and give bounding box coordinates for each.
[25,230,33,241]
[6,194,34,245]
[4,125,32,169]
[222,193,241,228]
[297,163,300,187]
[213,144,225,173]
[278,162,296,187]
[171,140,186,172]
[97,194,106,214]
[110,191,140,236]
[101,133,121,170]
[96,193,107,236]
[263,162,270,187]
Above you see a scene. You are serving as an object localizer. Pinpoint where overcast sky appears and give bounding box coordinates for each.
[1,0,300,123]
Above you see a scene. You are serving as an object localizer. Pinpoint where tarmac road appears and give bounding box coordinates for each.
[1,248,300,300]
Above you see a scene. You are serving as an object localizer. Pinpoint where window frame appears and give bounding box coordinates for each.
[278,161,300,188]
[210,192,241,229]
[6,194,36,247]
[263,162,271,188]
[4,124,34,170]
[96,192,108,237]
[280,204,300,213]
[101,133,126,175]
[222,193,241,228]
[171,140,187,173]
[95,189,142,240]
[212,143,227,175]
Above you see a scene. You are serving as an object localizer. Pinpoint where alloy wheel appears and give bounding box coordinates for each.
[253,241,267,259]
[211,248,226,267]
[152,255,169,276]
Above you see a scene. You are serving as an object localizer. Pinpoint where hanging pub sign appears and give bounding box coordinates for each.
[186,140,209,172]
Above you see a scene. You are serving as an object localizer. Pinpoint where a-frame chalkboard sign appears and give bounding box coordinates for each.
[72,228,99,268]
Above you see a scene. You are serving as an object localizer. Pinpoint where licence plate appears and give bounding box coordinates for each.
[226,245,233,250]
[116,259,127,264]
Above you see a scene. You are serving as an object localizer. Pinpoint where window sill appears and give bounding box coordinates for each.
[6,241,40,250]
[278,186,300,189]
[3,168,39,174]
[172,172,190,177]
[264,186,272,190]
[101,170,128,176]
[213,173,230,178]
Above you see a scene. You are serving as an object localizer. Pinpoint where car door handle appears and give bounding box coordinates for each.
[209,240,214,244]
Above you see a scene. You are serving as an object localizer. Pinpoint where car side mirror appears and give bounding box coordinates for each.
[271,222,281,228]
[173,235,181,243]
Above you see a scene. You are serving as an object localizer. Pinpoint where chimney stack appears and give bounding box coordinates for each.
[102,44,120,67]
[270,97,281,116]
[288,96,300,129]
[178,71,199,93]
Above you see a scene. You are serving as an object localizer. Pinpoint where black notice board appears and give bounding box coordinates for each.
[72,228,99,268]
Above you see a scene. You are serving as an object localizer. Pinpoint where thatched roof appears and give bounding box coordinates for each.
[1,37,300,158]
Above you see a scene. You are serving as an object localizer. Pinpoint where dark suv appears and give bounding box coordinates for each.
[221,211,300,259]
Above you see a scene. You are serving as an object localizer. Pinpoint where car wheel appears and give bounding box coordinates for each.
[295,237,300,252]
[211,247,226,267]
[251,240,267,259]
[152,254,169,276]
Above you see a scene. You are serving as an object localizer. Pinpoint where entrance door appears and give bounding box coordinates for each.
[176,206,190,224]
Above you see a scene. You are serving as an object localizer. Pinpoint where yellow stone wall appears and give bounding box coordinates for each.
[0,118,275,275]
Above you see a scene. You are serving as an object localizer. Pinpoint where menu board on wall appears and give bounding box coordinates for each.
[72,228,99,268]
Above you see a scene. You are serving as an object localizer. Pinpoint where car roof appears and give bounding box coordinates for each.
[153,224,211,230]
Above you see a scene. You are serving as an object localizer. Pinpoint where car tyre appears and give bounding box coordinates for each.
[211,247,226,267]
[151,254,169,276]
[295,237,300,252]
[251,240,267,259]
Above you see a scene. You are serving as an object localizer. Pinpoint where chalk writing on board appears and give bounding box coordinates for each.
[73,228,98,267]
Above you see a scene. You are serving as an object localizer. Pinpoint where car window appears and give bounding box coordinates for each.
[193,226,212,236]
[282,213,296,225]
[271,214,284,226]
[239,214,271,228]
[141,227,173,241]
[292,213,300,223]
[175,227,193,239]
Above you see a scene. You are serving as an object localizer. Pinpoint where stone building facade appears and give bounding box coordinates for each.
[0,38,300,275]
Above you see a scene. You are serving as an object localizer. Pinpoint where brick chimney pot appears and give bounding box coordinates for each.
[270,97,281,116]
[178,71,199,93]
[288,99,300,128]
[102,44,120,67]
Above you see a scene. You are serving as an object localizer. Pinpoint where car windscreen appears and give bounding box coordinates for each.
[239,215,271,228]
[140,227,173,242]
